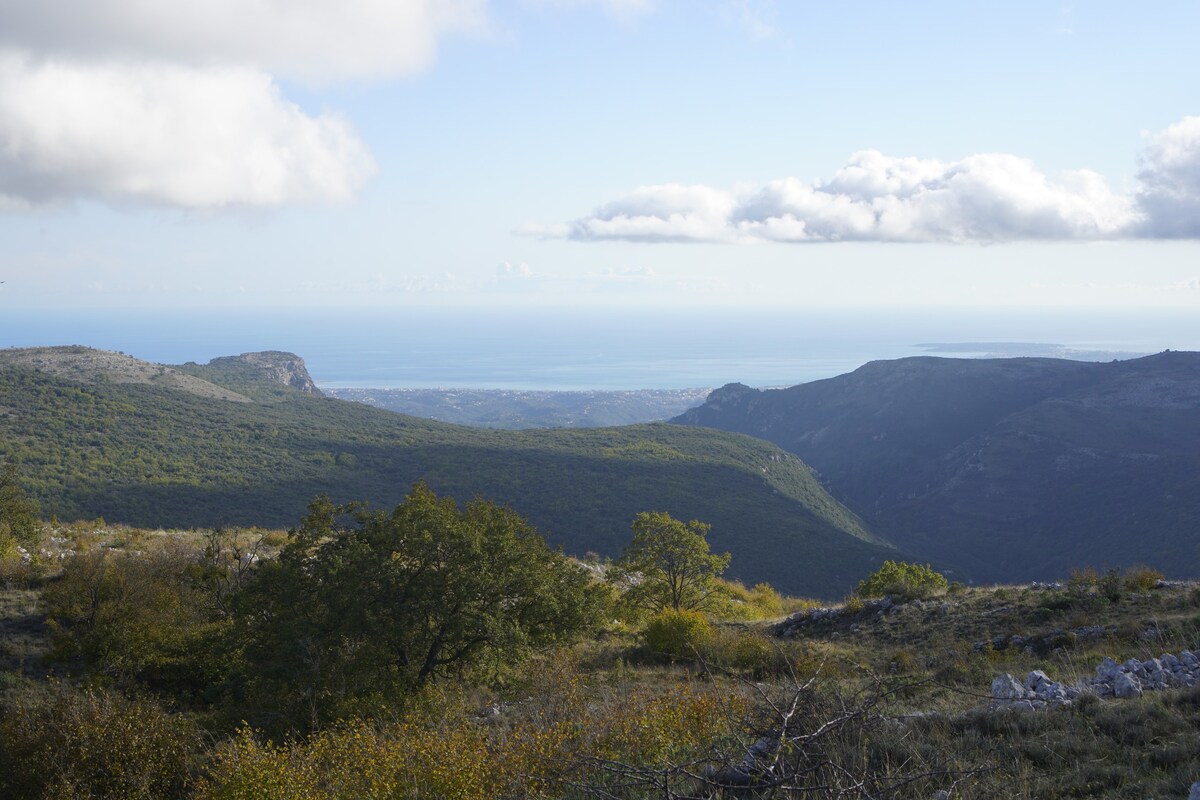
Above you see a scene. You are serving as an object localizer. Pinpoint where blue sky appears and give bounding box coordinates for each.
[1,0,1198,309]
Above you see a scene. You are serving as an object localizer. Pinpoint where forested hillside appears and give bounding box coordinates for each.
[674,351,1200,582]
[0,346,893,596]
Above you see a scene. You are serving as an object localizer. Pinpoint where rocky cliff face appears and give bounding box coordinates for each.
[198,351,322,396]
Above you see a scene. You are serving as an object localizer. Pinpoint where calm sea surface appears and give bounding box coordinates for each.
[2,307,1196,390]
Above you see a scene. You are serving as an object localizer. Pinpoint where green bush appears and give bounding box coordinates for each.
[643,609,714,660]
[701,627,782,676]
[856,561,948,601]
[0,682,201,799]
[1098,568,1124,602]
[710,580,788,620]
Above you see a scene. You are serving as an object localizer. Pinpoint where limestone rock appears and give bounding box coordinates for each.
[1024,670,1050,692]
[1113,672,1142,699]
[1095,657,1123,683]
[991,674,1029,703]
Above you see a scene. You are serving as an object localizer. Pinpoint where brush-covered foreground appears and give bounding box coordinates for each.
[2,522,1200,798]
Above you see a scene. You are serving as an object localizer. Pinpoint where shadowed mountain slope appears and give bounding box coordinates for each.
[673,351,1200,583]
[0,347,895,597]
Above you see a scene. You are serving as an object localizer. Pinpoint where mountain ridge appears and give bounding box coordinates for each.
[673,351,1200,582]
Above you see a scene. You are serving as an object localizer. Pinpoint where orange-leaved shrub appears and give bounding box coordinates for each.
[197,662,742,800]
[1124,564,1164,592]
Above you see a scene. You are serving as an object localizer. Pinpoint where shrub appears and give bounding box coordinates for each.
[0,682,201,799]
[42,546,228,693]
[701,627,783,676]
[1067,567,1099,597]
[643,609,714,660]
[1124,564,1164,592]
[0,531,28,586]
[856,561,948,601]
[197,671,740,800]
[711,580,788,620]
[1098,568,1124,602]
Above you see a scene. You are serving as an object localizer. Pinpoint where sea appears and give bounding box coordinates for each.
[2,307,1197,391]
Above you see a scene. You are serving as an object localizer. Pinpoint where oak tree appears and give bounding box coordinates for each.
[235,484,602,731]
[611,511,730,614]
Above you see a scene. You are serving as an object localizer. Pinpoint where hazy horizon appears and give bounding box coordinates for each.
[3,305,1195,391]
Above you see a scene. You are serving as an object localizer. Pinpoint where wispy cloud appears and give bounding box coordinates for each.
[726,0,778,39]
[523,116,1200,244]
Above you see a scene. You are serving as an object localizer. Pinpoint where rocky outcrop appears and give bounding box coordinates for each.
[199,351,322,396]
[991,651,1200,710]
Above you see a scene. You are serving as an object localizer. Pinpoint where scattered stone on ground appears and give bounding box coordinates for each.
[989,651,1200,710]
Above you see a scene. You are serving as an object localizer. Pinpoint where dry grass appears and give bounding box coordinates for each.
[4,526,1200,798]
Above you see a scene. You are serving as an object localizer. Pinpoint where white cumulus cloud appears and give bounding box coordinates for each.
[1136,116,1200,238]
[0,56,376,209]
[528,117,1200,244]
[0,0,487,83]
[567,183,740,243]
[0,0,486,210]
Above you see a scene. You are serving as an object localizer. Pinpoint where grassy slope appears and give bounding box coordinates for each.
[0,355,892,597]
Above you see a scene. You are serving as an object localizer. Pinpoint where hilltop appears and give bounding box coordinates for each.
[176,350,323,399]
[0,346,253,403]
[0,346,893,596]
[673,351,1200,583]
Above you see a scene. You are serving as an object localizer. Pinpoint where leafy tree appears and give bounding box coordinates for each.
[233,484,603,731]
[610,511,730,614]
[0,462,40,546]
